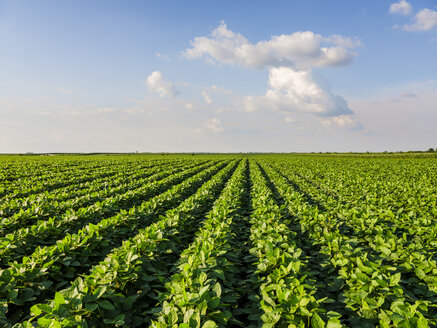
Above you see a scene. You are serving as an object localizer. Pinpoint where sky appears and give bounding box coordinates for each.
[0,0,436,153]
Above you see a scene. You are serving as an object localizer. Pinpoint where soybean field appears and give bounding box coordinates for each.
[0,154,436,328]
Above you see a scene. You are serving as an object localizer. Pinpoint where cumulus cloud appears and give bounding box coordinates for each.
[184,21,357,69]
[242,67,353,117]
[201,91,213,104]
[390,2,437,31]
[146,71,179,98]
[389,0,412,15]
[185,22,359,123]
[403,8,437,31]
[266,67,352,116]
[203,118,223,133]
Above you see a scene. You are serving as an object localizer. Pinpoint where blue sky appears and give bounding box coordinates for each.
[1,0,436,152]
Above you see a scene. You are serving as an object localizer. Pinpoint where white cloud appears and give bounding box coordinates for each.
[321,115,364,130]
[184,21,357,70]
[390,1,437,32]
[185,22,359,123]
[203,118,223,133]
[389,0,413,16]
[403,8,437,31]
[185,103,193,109]
[285,116,296,124]
[268,67,352,116]
[146,71,180,98]
[243,67,353,117]
[201,91,213,104]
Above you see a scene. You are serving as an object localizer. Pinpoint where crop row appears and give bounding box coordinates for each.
[12,160,241,327]
[0,160,211,241]
[1,160,236,325]
[266,159,437,317]
[0,159,184,204]
[150,159,249,327]
[0,160,131,199]
[0,159,184,218]
[260,161,433,327]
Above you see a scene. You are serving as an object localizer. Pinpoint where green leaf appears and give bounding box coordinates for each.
[199,272,208,284]
[390,273,401,286]
[424,276,437,285]
[184,308,194,323]
[213,269,225,280]
[37,317,62,328]
[261,291,276,307]
[379,246,391,257]
[169,309,178,325]
[415,268,426,280]
[99,300,115,310]
[260,311,280,324]
[202,320,218,328]
[327,320,342,328]
[212,282,222,297]
[417,316,429,328]
[257,262,268,271]
[30,304,42,316]
[54,292,65,305]
[208,297,220,309]
[189,311,201,328]
[95,286,107,298]
[326,311,342,328]
[311,313,326,328]
[357,258,372,274]
[198,300,208,315]
[85,303,98,312]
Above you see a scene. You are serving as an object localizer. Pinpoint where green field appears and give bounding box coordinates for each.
[0,154,436,327]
